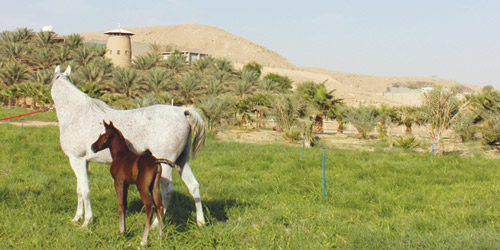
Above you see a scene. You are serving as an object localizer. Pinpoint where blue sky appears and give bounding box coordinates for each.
[1,0,499,89]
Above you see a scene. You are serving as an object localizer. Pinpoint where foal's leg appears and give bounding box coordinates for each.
[139,187,155,246]
[114,181,127,234]
[69,157,93,226]
[152,164,173,227]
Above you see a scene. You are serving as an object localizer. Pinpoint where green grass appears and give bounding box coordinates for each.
[1,124,500,249]
[0,107,58,122]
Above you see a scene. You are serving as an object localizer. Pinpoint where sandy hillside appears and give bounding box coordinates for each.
[80,24,481,106]
[80,24,295,69]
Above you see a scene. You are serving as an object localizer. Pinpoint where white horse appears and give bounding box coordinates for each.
[51,65,206,226]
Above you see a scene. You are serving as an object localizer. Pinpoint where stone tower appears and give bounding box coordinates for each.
[104,26,134,67]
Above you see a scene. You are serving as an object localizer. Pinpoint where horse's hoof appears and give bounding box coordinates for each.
[140,240,148,246]
[72,216,82,223]
[82,217,93,227]
[197,219,206,226]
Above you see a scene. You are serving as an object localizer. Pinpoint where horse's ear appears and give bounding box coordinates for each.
[109,121,114,128]
[63,65,71,76]
[54,65,61,73]
[103,120,109,127]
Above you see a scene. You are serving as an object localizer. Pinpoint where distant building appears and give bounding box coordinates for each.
[384,87,424,105]
[161,51,209,64]
[104,27,134,67]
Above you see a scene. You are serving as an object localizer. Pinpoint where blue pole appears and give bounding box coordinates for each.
[302,136,305,160]
[322,145,326,197]
[274,130,277,144]
[21,118,24,136]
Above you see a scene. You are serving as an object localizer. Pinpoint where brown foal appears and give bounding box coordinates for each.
[91,120,179,245]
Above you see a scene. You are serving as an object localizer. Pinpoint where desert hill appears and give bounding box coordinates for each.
[80,24,480,105]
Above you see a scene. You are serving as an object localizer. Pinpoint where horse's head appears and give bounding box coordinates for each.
[91,120,118,153]
[52,65,71,84]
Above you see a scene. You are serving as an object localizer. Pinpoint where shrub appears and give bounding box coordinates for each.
[396,136,421,150]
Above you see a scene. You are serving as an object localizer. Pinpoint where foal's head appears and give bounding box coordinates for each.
[91,120,122,153]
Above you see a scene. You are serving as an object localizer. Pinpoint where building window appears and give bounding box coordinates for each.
[117,50,120,55]
[125,50,128,55]
[109,50,112,55]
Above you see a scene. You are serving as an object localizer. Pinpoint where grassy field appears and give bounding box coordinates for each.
[0,107,58,122]
[1,124,500,249]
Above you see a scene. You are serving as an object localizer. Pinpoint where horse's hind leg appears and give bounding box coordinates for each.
[179,161,205,226]
[69,157,93,226]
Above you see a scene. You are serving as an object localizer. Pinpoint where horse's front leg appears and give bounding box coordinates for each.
[114,181,127,234]
[69,157,93,226]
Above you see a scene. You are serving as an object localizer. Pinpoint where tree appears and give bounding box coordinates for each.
[64,34,84,50]
[345,105,380,139]
[140,67,173,95]
[421,86,469,154]
[162,51,187,76]
[242,62,262,78]
[263,73,292,93]
[176,72,203,105]
[133,53,161,71]
[111,68,141,98]
[295,81,342,133]
[270,94,315,145]
[196,95,234,131]
[0,62,28,87]
[395,105,423,135]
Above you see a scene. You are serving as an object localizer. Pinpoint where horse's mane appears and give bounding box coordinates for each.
[54,72,114,113]
[86,96,114,113]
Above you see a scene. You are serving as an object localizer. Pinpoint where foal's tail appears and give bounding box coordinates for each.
[156,158,182,172]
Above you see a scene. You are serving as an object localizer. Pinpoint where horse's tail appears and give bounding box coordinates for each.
[184,107,205,160]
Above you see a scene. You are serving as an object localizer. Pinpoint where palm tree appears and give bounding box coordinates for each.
[0,62,28,87]
[345,105,380,139]
[421,86,469,154]
[270,94,315,144]
[240,68,260,86]
[263,73,292,93]
[111,68,141,98]
[35,31,55,47]
[140,67,173,95]
[133,53,161,71]
[176,72,202,105]
[28,47,58,69]
[162,52,187,76]
[0,41,26,62]
[395,106,422,135]
[64,34,84,50]
[195,95,234,131]
[28,69,53,86]
[296,81,342,133]
[71,45,97,68]
[192,56,215,73]
[71,62,111,87]
[206,77,224,96]
[232,80,254,100]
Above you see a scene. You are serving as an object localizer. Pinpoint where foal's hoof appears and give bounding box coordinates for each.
[140,240,148,246]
